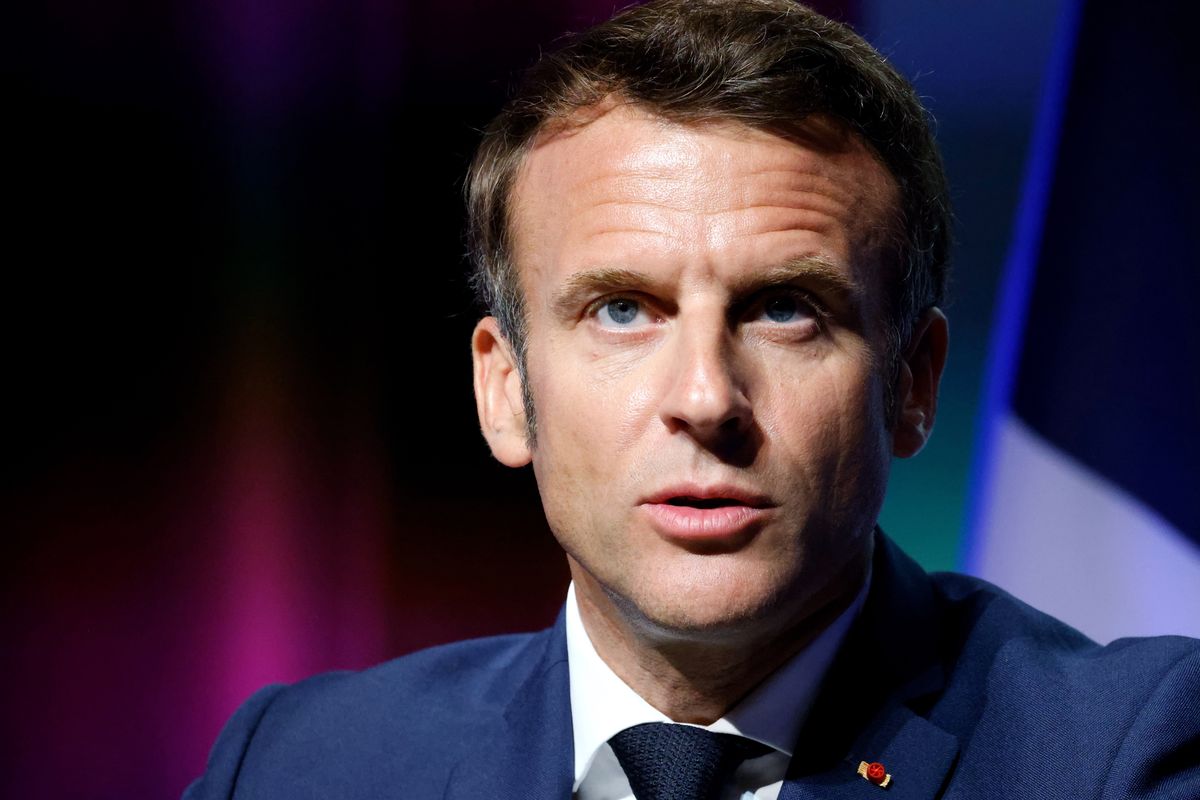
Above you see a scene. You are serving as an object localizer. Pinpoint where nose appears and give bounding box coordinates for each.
[658,323,753,443]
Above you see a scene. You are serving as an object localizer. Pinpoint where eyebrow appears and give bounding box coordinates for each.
[730,255,862,302]
[550,267,658,321]
[549,255,862,321]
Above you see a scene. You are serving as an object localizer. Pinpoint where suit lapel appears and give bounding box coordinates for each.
[779,532,960,800]
[442,614,575,800]
[777,705,958,800]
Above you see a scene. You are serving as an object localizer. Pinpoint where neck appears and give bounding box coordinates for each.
[571,546,870,724]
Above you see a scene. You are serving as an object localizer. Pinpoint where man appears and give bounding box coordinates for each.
[186,2,1200,798]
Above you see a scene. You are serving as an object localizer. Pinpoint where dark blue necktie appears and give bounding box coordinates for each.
[608,722,773,800]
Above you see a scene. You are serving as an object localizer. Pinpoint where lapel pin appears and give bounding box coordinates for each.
[857,760,892,788]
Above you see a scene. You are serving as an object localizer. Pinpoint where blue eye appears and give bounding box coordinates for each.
[606,299,639,324]
[764,295,801,322]
[596,298,648,328]
[757,292,819,324]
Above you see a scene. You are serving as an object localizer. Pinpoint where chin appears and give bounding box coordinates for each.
[617,560,796,642]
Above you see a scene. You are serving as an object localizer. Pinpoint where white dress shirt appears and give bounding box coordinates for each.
[566,574,870,800]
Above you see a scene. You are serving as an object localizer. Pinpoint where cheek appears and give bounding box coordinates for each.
[826,371,892,513]
[764,363,889,487]
[766,395,847,504]
[526,350,641,513]
[532,338,659,455]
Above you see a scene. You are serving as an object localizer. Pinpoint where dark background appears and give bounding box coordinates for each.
[2,1,1063,797]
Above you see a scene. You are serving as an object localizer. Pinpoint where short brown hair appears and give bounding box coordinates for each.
[466,0,950,432]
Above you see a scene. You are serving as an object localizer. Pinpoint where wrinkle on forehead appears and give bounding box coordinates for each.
[529,112,886,208]
[518,106,893,228]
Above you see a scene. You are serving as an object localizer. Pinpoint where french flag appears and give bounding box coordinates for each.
[964,0,1200,643]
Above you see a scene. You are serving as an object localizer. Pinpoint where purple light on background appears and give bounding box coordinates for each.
[354,0,407,106]
[1,338,395,798]
[192,0,340,119]
[185,339,394,779]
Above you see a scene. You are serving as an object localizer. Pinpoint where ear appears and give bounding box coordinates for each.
[891,307,949,458]
[472,316,533,467]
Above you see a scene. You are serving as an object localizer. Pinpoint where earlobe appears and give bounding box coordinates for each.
[891,307,949,458]
[472,317,533,467]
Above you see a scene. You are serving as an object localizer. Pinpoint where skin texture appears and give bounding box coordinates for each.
[472,104,948,722]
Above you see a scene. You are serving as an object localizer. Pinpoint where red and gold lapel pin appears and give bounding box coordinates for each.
[857,760,892,788]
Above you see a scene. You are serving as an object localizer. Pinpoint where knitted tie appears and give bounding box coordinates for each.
[608,722,773,800]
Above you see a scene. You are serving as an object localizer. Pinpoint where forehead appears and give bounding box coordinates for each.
[508,104,899,307]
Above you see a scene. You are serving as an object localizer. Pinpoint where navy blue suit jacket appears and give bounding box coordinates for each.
[185,535,1200,799]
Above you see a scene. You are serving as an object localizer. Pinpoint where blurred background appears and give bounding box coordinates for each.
[4,0,1195,798]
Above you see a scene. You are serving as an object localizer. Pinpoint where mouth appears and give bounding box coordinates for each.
[640,485,774,543]
[643,485,774,509]
[665,496,744,509]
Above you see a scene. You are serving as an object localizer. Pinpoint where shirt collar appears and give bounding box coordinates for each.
[565,569,871,789]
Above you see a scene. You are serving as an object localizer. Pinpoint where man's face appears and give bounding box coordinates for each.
[474,105,932,642]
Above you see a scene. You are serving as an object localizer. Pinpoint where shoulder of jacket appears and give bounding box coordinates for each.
[930,569,1200,669]
[269,627,559,723]
[929,570,1198,744]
